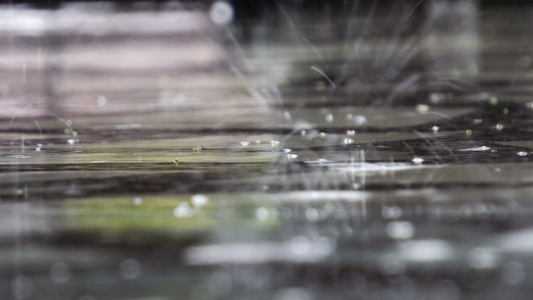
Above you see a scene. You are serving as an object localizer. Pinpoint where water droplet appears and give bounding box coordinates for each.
[72,131,78,137]
[287,154,298,160]
[412,157,424,164]
[283,148,292,153]
[416,104,429,114]
[387,221,415,240]
[490,96,498,105]
[191,194,209,207]
[346,113,353,120]
[174,202,194,218]
[192,146,202,152]
[97,96,107,106]
[468,247,500,270]
[431,126,439,133]
[283,111,291,120]
[352,183,361,189]
[343,138,354,145]
[473,119,483,124]
[65,120,72,127]
[465,129,473,135]
[256,207,270,221]
[50,262,70,283]
[300,130,307,136]
[382,206,403,219]
[346,130,355,136]
[354,115,367,125]
[517,151,528,157]
[325,113,334,123]
[174,158,179,166]
[12,276,33,299]
[503,108,509,115]
[240,141,250,147]
[496,123,504,131]
[133,197,143,206]
[305,207,319,222]
[270,140,280,146]
[120,259,141,280]
[67,139,76,145]
[35,146,41,152]
[209,1,234,26]
[319,132,327,137]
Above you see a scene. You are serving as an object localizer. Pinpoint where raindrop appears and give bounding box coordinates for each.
[209,1,234,26]
[305,207,319,222]
[97,96,107,106]
[468,247,500,270]
[133,197,143,206]
[387,221,415,240]
[191,194,209,207]
[416,104,429,114]
[174,202,194,218]
[382,206,403,219]
[270,140,280,146]
[287,154,298,160]
[120,259,141,280]
[256,207,270,221]
[50,262,70,283]
[412,157,424,164]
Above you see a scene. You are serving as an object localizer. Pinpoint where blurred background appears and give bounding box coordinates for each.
[2,0,533,299]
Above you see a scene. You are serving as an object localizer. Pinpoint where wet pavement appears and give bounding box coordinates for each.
[2,1,533,299]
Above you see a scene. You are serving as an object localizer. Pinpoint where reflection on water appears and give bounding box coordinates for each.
[2,0,533,299]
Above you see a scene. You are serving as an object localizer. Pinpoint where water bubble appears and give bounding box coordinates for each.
[283,148,292,153]
[387,221,415,240]
[133,197,143,206]
[120,259,141,280]
[270,140,280,147]
[325,113,334,123]
[502,261,526,286]
[97,96,107,106]
[174,202,194,218]
[240,141,250,147]
[65,120,72,127]
[67,139,76,145]
[64,128,73,134]
[495,123,504,131]
[209,1,234,26]
[346,130,356,136]
[352,183,361,189]
[12,276,33,299]
[343,138,354,145]
[50,262,70,283]
[283,111,291,120]
[412,157,424,164]
[72,131,78,137]
[517,151,528,157]
[191,194,209,207]
[431,126,439,133]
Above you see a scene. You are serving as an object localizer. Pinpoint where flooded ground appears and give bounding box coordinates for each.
[2,1,533,299]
